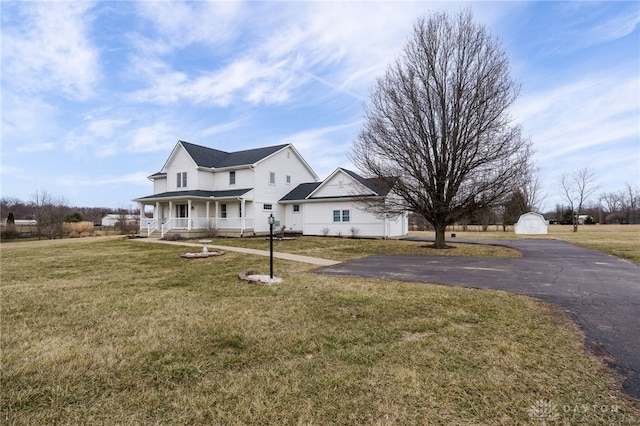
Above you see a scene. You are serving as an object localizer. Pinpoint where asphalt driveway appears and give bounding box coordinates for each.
[316,237,640,399]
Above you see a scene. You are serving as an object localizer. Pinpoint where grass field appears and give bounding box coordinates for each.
[419,224,640,264]
[1,229,639,424]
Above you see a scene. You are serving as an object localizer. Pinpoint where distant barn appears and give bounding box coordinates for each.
[101,214,139,227]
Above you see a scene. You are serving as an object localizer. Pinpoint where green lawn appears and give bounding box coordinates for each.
[1,237,638,424]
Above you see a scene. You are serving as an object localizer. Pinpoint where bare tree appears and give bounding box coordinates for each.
[351,10,532,248]
[622,183,639,224]
[519,164,546,213]
[30,190,70,239]
[558,167,600,232]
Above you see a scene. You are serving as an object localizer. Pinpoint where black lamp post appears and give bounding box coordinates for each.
[268,213,275,279]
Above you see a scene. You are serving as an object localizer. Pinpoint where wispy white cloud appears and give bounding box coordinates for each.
[1,2,100,99]
[126,123,177,154]
[514,72,639,160]
[16,142,55,153]
[280,122,362,178]
[57,171,150,187]
[126,2,486,107]
[199,118,247,138]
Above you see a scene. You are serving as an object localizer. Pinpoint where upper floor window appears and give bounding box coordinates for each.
[177,172,187,188]
[229,171,236,185]
[286,175,291,184]
[293,204,300,212]
[269,172,275,185]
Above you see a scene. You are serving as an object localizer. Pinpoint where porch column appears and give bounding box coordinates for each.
[240,198,246,235]
[169,201,173,222]
[155,202,160,220]
[206,201,210,228]
[214,201,219,229]
[138,202,144,230]
[187,199,192,230]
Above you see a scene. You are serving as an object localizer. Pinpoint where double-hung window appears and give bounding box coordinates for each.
[176,172,187,188]
[333,209,350,222]
[269,172,276,185]
[229,171,236,185]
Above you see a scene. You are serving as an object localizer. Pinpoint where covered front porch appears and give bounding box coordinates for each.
[135,190,255,238]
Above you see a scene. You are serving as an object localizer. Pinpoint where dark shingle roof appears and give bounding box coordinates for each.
[279,182,322,201]
[181,141,288,168]
[341,168,396,196]
[279,169,397,202]
[134,189,252,201]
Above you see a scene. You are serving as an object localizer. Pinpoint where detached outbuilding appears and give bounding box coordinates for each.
[514,212,548,235]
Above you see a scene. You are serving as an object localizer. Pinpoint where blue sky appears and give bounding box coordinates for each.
[2,1,638,211]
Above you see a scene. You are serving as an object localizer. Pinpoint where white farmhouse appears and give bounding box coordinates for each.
[134,140,408,238]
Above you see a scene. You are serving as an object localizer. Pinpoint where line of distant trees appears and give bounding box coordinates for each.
[1,190,140,239]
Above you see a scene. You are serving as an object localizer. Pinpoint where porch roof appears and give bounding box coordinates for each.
[134,188,252,202]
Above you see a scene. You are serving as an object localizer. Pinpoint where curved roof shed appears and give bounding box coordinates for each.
[514,212,548,235]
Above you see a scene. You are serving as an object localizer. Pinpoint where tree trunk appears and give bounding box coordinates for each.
[433,223,447,248]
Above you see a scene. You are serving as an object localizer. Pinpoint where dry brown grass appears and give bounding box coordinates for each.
[197,235,522,261]
[410,224,640,264]
[1,239,638,424]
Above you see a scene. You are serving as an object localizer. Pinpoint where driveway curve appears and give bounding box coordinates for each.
[316,238,640,399]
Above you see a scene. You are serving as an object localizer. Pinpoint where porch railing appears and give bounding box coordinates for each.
[145,219,159,237]
[149,217,255,238]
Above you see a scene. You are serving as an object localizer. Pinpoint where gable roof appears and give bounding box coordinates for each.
[340,168,396,197]
[280,182,323,201]
[280,168,396,202]
[180,140,289,169]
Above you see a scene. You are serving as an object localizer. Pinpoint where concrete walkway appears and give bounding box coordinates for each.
[316,237,640,399]
[133,237,340,266]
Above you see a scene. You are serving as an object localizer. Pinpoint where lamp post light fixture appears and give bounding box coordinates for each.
[268,213,275,279]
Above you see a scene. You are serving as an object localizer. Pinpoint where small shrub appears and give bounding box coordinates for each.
[164,233,184,241]
[1,225,18,240]
[350,227,360,238]
[321,227,330,237]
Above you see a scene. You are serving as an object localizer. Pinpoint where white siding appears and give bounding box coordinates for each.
[297,200,408,238]
[153,177,167,194]
[165,147,197,192]
[197,169,215,189]
[253,146,317,232]
[301,200,378,237]
[211,168,254,190]
[311,171,373,198]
